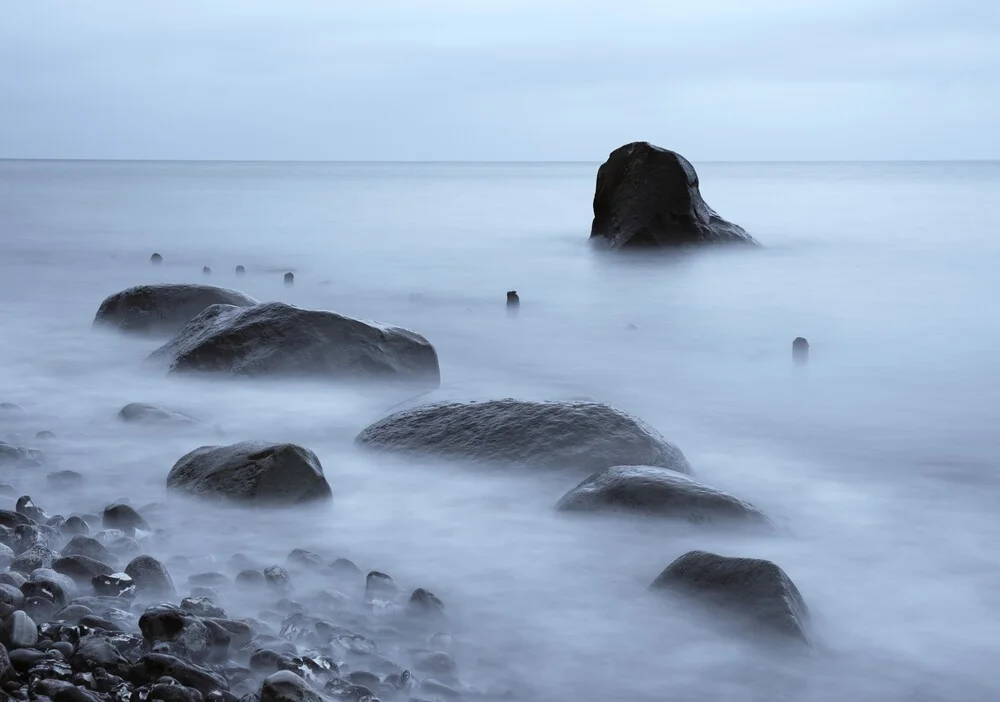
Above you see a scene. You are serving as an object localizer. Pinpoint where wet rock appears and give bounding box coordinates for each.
[101,504,150,534]
[93,284,258,336]
[10,544,57,574]
[59,517,90,537]
[249,648,298,675]
[166,441,332,505]
[0,510,32,529]
[284,272,294,286]
[22,577,70,608]
[92,572,135,599]
[0,402,24,412]
[407,589,444,617]
[118,403,198,426]
[235,569,266,590]
[263,566,292,594]
[0,443,21,466]
[71,633,131,678]
[130,653,229,695]
[2,610,38,649]
[77,614,123,632]
[356,399,693,475]
[125,556,176,600]
[329,558,362,579]
[151,253,164,264]
[286,549,324,571]
[47,471,85,489]
[590,141,756,248]
[139,605,211,660]
[145,682,204,702]
[324,677,374,701]
[260,670,324,702]
[190,586,219,600]
[365,572,399,602]
[0,584,24,609]
[147,301,440,389]
[555,465,769,524]
[793,337,810,365]
[0,544,14,570]
[52,555,114,585]
[54,604,93,624]
[13,523,58,554]
[61,536,115,564]
[0,572,27,589]
[23,594,56,620]
[181,597,226,619]
[235,265,246,276]
[204,619,252,648]
[650,550,810,643]
[203,267,212,275]
[419,678,462,699]
[345,671,380,692]
[97,531,140,558]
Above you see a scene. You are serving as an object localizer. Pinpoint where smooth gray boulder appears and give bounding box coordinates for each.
[650,550,809,643]
[167,441,332,505]
[118,402,198,426]
[590,142,756,248]
[356,399,691,474]
[556,465,767,524]
[148,301,440,387]
[93,284,258,336]
[259,670,325,702]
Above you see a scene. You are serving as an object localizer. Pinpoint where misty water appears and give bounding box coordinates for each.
[1,159,999,701]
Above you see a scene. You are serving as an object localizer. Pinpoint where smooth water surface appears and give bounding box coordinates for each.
[1,160,999,700]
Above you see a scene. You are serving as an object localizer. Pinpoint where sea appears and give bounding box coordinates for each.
[1,159,998,701]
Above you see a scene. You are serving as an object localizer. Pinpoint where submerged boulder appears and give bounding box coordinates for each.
[556,465,767,524]
[93,284,258,336]
[650,550,809,642]
[167,441,332,505]
[590,142,756,248]
[356,399,691,474]
[148,301,440,387]
[118,402,198,426]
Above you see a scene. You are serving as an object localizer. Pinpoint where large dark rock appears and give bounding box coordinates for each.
[93,284,258,336]
[130,653,228,695]
[147,301,440,387]
[71,633,131,678]
[124,555,176,600]
[166,441,332,505]
[650,550,809,642]
[356,399,692,474]
[556,465,768,524]
[590,142,756,248]
[259,670,325,702]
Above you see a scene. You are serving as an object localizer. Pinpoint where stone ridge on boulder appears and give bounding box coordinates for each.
[93,283,259,336]
[148,301,441,387]
[356,398,692,475]
[590,141,756,248]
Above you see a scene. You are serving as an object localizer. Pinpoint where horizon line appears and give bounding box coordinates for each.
[2,157,999,165]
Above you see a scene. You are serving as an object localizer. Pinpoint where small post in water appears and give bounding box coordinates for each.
[284,272,295,286]
[792,337,809,365]
[506,290,520,316]
[235,265,246,276]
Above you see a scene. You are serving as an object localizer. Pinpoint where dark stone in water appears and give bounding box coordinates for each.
[130,652,229,695]
[0,585,24,609]
[143,682,204,702]
[261,670,325,702]
[203,266,212,275]
[411,650,456,675]
[356,399,693,475]
[506,290,519,314]
[793,337,810,365]
[167,441,333,506]
[204,618,252,648]
[21,578,70,608]
[139,605,211,660]
[284,272,294,285]
[125,556,176,600]
[71,633,131,678]
[249,648,298,675]
[590,141,756,248]
[0,510,32,529]
[47,471,85,489]
[235,569,266,589]
[345,671,380,692]
[102,503,151,532]
[365,571,399,601]
[59,517,90,537]
[52,555,114,585]
[151,253,164,264]
[263,566,292,594]
[147,301,441,388]
[10,544,57,574]
[23,594,56,620]
[235,265,246,275]
[650,550,810,643]
[78,614,123,632]
[555,465,769,524]
[181,597,227,619]
[93,284,258,336]
[36,430,56,440]
[92,572,136,599]
[407,588,444,616]
[61,536,115,564]
[2,610,38,649]
[54,604,94,624]
[286,549,324,571]
[119,402,198,426]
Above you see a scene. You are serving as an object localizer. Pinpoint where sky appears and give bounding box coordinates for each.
[1,0,998,161]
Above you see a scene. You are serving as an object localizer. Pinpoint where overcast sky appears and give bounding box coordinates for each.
[1,0,998,161]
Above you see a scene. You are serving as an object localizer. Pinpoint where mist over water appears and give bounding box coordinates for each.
[1,160,999,700]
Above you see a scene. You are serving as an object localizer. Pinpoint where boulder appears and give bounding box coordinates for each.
[124,555,176,600]
[166,441,332,505]
[118,403,198,426]
[93,284,258,336]
[147,301,440,387]
[590,142,756,248]
[259,670,325,702]
[356,399,692,474]
[650,550,809,642]
[556,465,768,524]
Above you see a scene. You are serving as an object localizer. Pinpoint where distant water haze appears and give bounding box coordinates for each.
[1,159,998,700]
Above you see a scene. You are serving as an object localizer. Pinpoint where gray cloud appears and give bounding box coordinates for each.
[1,0,997,160]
